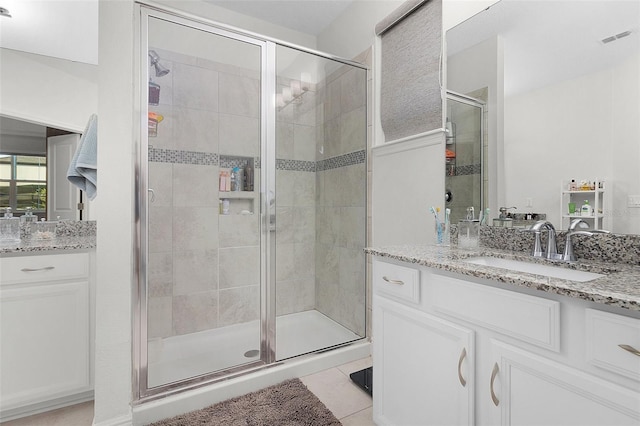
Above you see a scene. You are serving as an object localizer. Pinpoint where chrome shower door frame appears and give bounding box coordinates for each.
[134,5,276,402]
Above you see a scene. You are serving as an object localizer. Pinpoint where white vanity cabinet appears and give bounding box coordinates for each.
[372,256,640,426]
[373,260,474,426]
[0,251,95,421]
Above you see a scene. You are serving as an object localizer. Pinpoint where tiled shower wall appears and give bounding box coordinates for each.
[147,48,261,339]
[275,76,318,316]
[146,47,367,340]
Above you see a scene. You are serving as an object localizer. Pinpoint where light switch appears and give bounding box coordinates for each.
[628,195,640,208]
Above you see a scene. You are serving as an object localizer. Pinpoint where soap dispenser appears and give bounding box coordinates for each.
[0,207,21,243]
[581,200,592,217]
[20,207,38,236]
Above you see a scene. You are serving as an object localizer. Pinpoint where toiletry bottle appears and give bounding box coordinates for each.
[0,207,21,242]
[244,164,253,191]
[20,207,37,236]
[581,200,591,217]
[222,199,230,215]
[230,168,238,191]
[569,179,577,191]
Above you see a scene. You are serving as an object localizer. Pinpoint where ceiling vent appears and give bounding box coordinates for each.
[601,30,632,44]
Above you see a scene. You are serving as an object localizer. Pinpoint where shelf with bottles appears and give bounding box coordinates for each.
[560,178,608,230]
[218,157,257,215]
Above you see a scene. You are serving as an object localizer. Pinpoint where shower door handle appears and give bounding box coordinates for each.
[269,214,276,232]
[148,188,156,203]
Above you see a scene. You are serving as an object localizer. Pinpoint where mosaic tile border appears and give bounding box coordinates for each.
[276,158,316,172]
[317,150,366,172]
[149,147,219,166]
[452,163,481,176]
[149,148,365,172]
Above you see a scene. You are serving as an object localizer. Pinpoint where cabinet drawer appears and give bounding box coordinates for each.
[586,309,640,382]
[430,273,560,351]
[373,259,420,304]
[0,253,89,286]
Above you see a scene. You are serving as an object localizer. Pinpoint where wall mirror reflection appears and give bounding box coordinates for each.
[0,115,85,220]
[446,0,640,235]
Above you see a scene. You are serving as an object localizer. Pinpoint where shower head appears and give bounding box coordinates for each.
[148,50,170,77]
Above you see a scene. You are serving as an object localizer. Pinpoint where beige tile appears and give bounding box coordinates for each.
[293,124,316,162]
[148,296,172,338]
[275,242,295,282]
[173,164,218,207]
[276,121,295,160]
[173,62,219,111]
[172,207,218,251]
[219,246,260,288]
[173,291,218,335]
[301,367,372,420]
[218,113,260,157]
[293,90,316,126]
[274,206,294,244]
[340,106,367,155]
[293,243,315,280]
[341,407,375,425]
[293,206,315,244]
[337,356,372,377]
[149,206,173,253]
[218,213,260,248]
[148,251,173,297]
[2,401,94,426]
[148,162,173,207]
[293,171,315,207]
[340,67,367,114]
[173,249,218,295]
[218,285,260,327]
[218,72,260,118]
[275,170,295,207]
[173,107,219,153]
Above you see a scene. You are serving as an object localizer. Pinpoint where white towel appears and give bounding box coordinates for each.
[67,114,98,200]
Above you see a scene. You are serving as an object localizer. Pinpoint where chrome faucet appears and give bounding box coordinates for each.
[530,220,560,260]
[561,218,609,262]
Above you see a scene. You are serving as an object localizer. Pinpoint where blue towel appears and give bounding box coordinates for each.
[67,114,98,200]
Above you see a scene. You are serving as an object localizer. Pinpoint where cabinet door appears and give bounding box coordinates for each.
[0,281,91,410]
[373,295,474,426]
[488,341,640,426]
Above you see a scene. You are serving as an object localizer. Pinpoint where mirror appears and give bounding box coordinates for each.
[446,0,640,235]
[0,115,84,220]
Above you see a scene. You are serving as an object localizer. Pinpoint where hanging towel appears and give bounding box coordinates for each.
[67,114,98,200]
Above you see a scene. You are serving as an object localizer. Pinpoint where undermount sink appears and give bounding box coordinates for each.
[463,256,605,282]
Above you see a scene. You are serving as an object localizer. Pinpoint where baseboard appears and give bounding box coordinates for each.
[0,391,94,423]
[93,413,133,426]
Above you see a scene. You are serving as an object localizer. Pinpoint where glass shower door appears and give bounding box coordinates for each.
[143,13,265,389]
[273,45,367,360]
[445,93,484,224]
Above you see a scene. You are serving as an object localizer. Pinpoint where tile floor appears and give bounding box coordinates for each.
[2,356,374,426]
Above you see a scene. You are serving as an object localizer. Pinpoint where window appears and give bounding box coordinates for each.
[0,155,47,217]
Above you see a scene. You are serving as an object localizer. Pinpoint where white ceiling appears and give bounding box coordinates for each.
[447,0,640,96]
[205,0,354,36]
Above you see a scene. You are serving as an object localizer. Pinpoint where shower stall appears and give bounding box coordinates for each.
[135,6,368,399]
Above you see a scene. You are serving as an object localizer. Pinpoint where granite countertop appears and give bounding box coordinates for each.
[0,220,96,255]
[366,244,640,311]
[0,235,96,255]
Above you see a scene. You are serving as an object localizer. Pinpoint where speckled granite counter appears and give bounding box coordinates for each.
[366,244,640,311]
[0,220,96,255]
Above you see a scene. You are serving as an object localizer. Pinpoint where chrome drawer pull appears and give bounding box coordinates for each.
[382,276,404,285]
[458,347,467,387]
[21,266,55,272]
[618,344,640,357]
[490,362,500,406]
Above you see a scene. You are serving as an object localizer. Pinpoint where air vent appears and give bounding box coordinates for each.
[601,30,633,44]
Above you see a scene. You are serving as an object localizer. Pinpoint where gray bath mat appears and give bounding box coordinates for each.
[150,378,341,425]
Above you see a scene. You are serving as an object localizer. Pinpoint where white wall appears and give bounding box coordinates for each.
[93,0,135,424]
[317,1,403,59]
[504,53,640,234]
[0,49,98,132]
